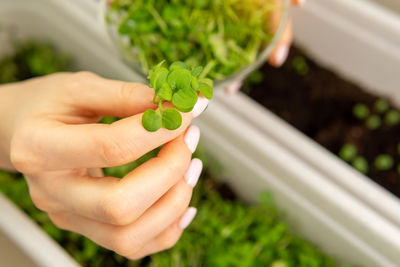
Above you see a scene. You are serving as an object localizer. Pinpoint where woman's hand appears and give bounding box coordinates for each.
[225,0,304,93]
[0,72,208,259]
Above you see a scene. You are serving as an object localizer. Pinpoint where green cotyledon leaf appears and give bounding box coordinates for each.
[172,87,198,112]
[162,108,182,130]
[142,109,162,132]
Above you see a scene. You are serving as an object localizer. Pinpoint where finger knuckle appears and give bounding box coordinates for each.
[97,192,132,226]
[158,226,181,250]
[48,214,70,231]
[169,185,191,214]
[110,232,143,257]
[10,142,40,174]
[98,135,133,166]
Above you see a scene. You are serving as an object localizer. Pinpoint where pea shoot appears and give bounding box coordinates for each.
[142,61,213,132]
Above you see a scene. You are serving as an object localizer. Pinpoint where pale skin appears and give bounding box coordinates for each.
[0,0,303,260]
[0,72,207,259]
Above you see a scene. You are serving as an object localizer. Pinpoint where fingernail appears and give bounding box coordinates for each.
[225,81,243,94]
[192,97,209,118]
[274,45,289,67]
[178,207,197,230]
[297,0,306,6]
[184,125,200,153]
[184,158,203,188]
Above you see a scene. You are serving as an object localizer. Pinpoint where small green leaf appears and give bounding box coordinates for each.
[198,83,213,99]
[191,76,199,90]
[169,61,189,71]
[150,67,168,90]
[374,154,394,171]
[158,82,173,101]
[172,87,198,112]
[365,115,381,130]
[352,156,369,174]
[199,78,214,88]
[384,109,400,126]
[168,68,192,89]
[142,109,162,132]
[339,144,357,162]
[192,66,203,77]
[353,103,369,120]
[162,108,182,130]
[374,98,389,114]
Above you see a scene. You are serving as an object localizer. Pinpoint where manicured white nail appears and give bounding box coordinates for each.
[192,97,209,118]
[297,0,306,6]
[225,81,243,94]
[274,45,289,67]
[184,158,203,187]
[184,125,200,153]
[178,207,197,230]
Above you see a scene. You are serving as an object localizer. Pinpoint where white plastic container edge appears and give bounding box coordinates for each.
[290,0,400,224]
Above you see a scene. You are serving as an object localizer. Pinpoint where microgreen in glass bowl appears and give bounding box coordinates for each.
[100,0,290,89]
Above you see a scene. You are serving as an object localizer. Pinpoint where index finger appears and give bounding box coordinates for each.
[12,97,208,173]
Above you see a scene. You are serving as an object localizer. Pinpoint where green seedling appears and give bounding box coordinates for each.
[384,109,400,126]
[374,154,394,171]
[352,156,369,174]
[339,143,357,162]
[374,98,389,114]
[292,56,309,76]
[142,61,213,132]
[108,0,275,79]
[352,103,370,120]
[365,115,381,130]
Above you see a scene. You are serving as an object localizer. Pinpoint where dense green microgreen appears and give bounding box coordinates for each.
[142,61,213,132]
[374,154,394,171]
[352,156,369,174]
[352,103,370,120]
[339,144,357,162]
[107,0,275,80]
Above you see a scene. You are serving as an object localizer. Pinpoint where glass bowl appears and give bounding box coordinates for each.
[99,0,290,89]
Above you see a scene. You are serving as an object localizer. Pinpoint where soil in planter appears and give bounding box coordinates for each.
[0,41,350,267]
[243,46,400,197]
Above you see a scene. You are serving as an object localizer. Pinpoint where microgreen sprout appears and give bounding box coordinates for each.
[365,115,381,130]
[352,103,370,120]
[384,109,400,126]
[292,56,309,76]
[374,98,389,114]
[108,0,275,80]
[374,154,394,171]
[339,143,357,162]
[352,156,369,174]
[142,61,213,132]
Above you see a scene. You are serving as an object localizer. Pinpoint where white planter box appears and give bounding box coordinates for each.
[0,0,399,267]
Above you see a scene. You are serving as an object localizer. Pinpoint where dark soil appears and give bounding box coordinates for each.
[243,46,400,197]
